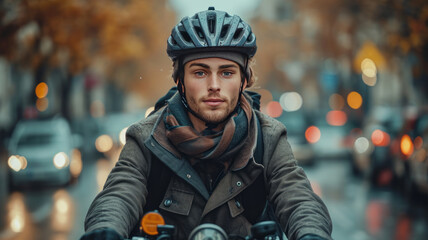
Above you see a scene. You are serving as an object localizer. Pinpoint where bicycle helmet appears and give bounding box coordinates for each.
[166,7,257,128]
[167,7,257,60]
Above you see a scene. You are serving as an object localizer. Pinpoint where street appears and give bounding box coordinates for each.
[1,1,428,240]
[304,159,428,240]
[1,149,428,240]
[0,150,116,240]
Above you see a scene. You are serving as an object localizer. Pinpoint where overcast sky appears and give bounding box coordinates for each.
[169,0,261,21]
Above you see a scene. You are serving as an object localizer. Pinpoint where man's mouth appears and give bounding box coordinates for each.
[203,98,224,107]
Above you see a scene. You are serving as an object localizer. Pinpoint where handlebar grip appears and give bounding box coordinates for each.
[251,221,278,239]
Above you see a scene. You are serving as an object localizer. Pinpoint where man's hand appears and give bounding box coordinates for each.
[80,228,123,240]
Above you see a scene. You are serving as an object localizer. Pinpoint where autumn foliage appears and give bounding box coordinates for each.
[0,0,176,104]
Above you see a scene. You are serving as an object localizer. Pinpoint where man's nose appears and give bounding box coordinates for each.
[208,74,220,92]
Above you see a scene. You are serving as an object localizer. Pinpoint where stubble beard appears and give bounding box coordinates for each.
[187,95,238,124]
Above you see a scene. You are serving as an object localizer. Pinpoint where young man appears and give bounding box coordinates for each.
[82,7,333,240]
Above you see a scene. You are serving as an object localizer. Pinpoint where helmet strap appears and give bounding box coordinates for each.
[176,58,210,126]
[235,57,249,111]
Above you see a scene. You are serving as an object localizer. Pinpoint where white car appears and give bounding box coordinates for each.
[7,117,81,188]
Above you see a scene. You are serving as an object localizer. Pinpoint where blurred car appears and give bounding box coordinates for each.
[71,111,147,160]
[7,117,82,189]
[278,110,315,165]
[351,106,404,186]
[310,113,352,160]
[393,107,428,199]
[93,111,146,158]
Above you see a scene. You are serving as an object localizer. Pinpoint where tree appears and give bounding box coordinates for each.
[0,0,176,119]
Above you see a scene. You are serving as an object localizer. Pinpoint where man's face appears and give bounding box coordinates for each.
[183,57,246,125]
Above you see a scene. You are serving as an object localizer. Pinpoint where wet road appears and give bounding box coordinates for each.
[0,150,117,240]
[1,152,427,240]
[304,159,428,240]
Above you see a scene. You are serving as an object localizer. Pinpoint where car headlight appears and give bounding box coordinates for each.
[53,152,70,169]
[8,155,27,172]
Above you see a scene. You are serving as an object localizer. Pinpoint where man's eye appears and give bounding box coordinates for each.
[222,71,233,77]
[195,71,205,77]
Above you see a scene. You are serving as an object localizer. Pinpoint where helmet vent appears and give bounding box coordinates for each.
[220,24,230,39]
[195,26,204,38]
[233,28,243,40]
[181,31,192,42]
[246,33,254,42]
[207,13,216,33]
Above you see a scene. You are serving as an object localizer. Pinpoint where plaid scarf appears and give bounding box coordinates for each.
[164,93,253,163]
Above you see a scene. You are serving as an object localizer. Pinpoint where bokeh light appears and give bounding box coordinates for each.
[400,134,414,157]
[347,91,363,109]
[70,149,83,178]
[366,200,388,235]
[326,110,347,126]
[255,89,273,113]
[35,82,48,98]
[361,58,377,77]
[328,93,345,110]
[36,98,49,112]
[414,136,423,150]
[52,190,74,232]
[8,155,27,172]
[371,129,390,147]
[8,193,26,233]
[362,74,377,87]
[95,135,114,153]
[305,126,321,143]
[361,58,377,86]
[119,127,128,146]
[266,101,282,118]
[279,92,303,112]
[53,152,70,169]
[354,137,371,154]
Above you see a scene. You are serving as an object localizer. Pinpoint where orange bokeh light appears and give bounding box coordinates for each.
[305,126,321,144]
[347,91,363,109]
[326,110,347,126]
[35,82,48,99]
[400,134,414,157]
[266,101,282,118]
[371,129,390,147]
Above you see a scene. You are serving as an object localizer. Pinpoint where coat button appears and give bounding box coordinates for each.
[186,174,191,179]
[163,199,172,207]
[236,181,242,187]
[235,200,241,208]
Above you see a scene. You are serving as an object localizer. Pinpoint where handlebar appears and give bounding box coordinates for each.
[126,221,280,240]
